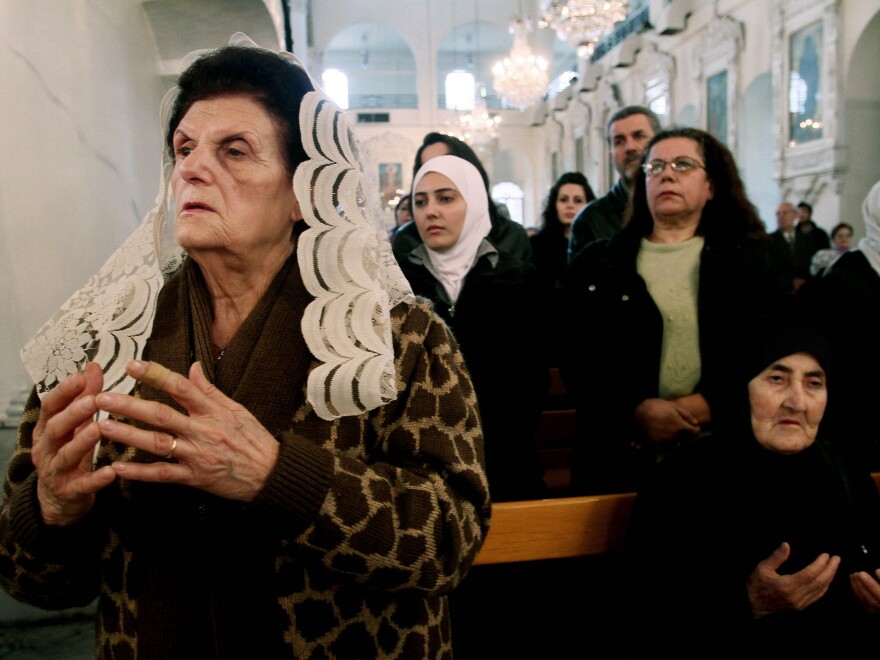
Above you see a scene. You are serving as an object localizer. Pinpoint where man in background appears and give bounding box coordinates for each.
[771,201,812,292]
[567,105,661,263]
[796,201,831,272]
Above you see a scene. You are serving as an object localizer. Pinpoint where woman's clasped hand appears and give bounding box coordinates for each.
[32,362,114,527]
[95,360,280,502]
[33,358,283,528]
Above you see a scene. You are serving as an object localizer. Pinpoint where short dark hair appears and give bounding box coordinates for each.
[625,127,767,241]
[540,172,596,236]
[798,201,813,214]
[166,46,314,173]
[831,222,853,239]
[412,133,490,191]
[606,105,662,145]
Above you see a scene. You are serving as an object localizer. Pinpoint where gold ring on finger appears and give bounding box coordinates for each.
[165,437,178,460]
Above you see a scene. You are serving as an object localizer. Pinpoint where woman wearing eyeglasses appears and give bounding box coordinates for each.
[561,127,786,495]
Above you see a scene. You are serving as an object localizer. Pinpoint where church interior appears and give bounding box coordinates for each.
[2,0,880,653]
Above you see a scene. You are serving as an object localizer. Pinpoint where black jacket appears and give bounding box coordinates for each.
[529,229,570,368]
[771,222,831,285]
[398,243,548,502]
[797,250,880,470]
[561,226,785,494]
[567,178,630,263]
[626,431,880,652]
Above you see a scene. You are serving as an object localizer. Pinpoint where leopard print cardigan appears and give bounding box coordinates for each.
[0,284,490,658]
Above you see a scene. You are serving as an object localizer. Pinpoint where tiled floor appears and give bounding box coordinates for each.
[0,617,94,659]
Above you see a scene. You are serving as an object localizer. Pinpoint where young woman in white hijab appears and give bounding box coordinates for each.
[798,179,880,470]
[398,153,551,658]
[399,154,547,502]
[408,155,492,307]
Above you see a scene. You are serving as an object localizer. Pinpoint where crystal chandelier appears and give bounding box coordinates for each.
[540,0,628,58]
[492,17,549,111]
[448,90,501,149]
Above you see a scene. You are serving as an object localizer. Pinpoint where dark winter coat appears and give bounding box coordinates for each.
[398,242,548,502]
[561,226,785,494]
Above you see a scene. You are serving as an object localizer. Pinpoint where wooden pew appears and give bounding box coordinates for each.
[474,492,636,565]
[475,472,880,566]
[533,408,576,492]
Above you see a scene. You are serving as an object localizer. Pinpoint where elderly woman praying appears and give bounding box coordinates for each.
[0,35,489,659]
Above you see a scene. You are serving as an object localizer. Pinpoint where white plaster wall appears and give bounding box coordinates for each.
[523,0,880,239]
[839,0,880,236]
[0,1,163,414]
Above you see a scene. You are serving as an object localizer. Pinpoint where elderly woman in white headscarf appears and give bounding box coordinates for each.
[398,154,546,503]
[0,35,489,659]
[798,179,880,471]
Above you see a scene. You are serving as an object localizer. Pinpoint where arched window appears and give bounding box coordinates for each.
[436,21,508,110]
[491,181,525,226]
[322,69,349,109]
[323,23,417,109]
[445,70,475,110]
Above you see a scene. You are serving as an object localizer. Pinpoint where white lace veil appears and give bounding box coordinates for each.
[20,32,413,421]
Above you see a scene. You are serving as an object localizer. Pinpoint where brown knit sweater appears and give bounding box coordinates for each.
[0,255,490,659]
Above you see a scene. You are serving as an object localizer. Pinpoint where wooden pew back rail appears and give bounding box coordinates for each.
[474,472,880,566]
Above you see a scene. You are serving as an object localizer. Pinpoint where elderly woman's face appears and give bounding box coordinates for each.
[171,95,299,258]
[645,137,714,226]
[748,352,827,454]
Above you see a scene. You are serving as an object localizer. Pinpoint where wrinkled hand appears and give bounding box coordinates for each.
[850,569,880,615]
[32,362,117,526]
[747,542,840,618]
[96,360,279,502]
[634,398,701,443]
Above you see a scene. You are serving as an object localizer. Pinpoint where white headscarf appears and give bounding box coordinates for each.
[858,178,880,277]
[20,33,413,421]
[411,155,492,303]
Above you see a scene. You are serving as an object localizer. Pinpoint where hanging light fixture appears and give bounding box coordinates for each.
[449,1,501,149]
[448,87,502,148]
[492,17,549,111]
[540,0,628,58]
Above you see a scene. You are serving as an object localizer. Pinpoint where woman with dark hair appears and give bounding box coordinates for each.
[531,172,595,367]
[531,172,595,290]
[562,127,785,494]
[0,35,489,658]
[392,132,532,265]
[626,313,880,650]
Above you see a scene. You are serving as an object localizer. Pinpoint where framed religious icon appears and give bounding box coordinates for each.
[788,22,823,145]
[379,162,403,203]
